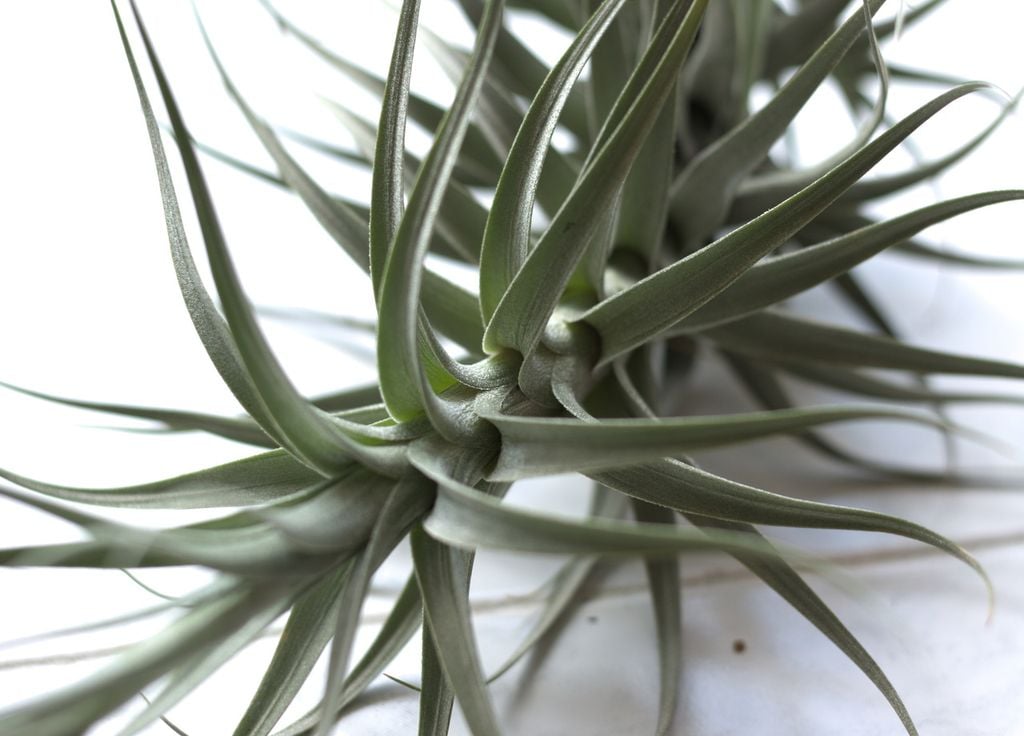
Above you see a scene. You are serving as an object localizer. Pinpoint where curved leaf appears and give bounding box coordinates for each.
[583,83,992,362]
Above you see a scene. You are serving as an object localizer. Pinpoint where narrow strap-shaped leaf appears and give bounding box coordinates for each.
[257,467,395,554]
[484,405,958,479]
[325,102,487,264]
[0,379,273,446]
[115,0,284,447]
[861,0,947,48]
[815,209,1024,270]
[209,53,371,273]
[0,575,281,736]
[1,376,414,446]
[184,131,288,187]
[455,0,590,139]
[678,0,739,152]
[689,516,918,736]
[778,359,1024,407]
[830,270,898,336]
[343,4,485,418]
[589,459,989,598]
[376,0,504,422]
[614,0,677,267]
[278,127,369,167]
[762,0,851,76]
[583,82,992,362]
[572,0,707,292]
[672,190,1024,332]
[732,88,1021,220]
[340,572,422,709]
[312,383,383,413]
[484,0,709,357]
[838,90,1020,206]
[486,484,629,682]
[632,500,682,736]
[415,23,518,159]
[732,3,891,209]
[201,21,483,364]
[708,310,1024,380]
[581,0,643,157]
[411,525,501,736]
[117,583,297,736]
[478,0,626,320]
[722,352,961,482]
[419,461,787,560]
[895,239,1024,270]
[497,377,987,592]
[135,6,398,476]
[731,0,774,120]
[0,481,348,576]
[179,131,447,269]
[668,0,886,247]
[269,575,424,736]
[314,473,433,736]
[413,21,583,216]
[370,0,422,296]
[259,0,504,188]
[418,616,456,736]
[487,555,595,680]
[232,566,351,736]
[0,539,183,570]
[0,579,230,655]
[0,449,317,509]
[422,270,486,355]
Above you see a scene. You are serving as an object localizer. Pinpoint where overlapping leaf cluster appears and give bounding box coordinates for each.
[1,0,1022,734]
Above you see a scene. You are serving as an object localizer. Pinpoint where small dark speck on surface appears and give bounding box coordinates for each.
[587,615,598,624]
[732,639,746,654]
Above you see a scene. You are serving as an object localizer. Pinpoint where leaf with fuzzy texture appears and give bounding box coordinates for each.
[117,584,297,736]
[584,83,993,362]
[731,89,1021,220]
[130,5,402,476]
[418,620,457,736]
[721,352,961,482]
[709,311,1024,380]
[671,190,1024,332]
[375,0,504,422]
[668,0,886,247]
[485,405,961,479]
[270,575,424,736]
[632,500,682,736]
[416,457,790,561]
[412,526,500,736]
[690,516,918,736]
[485,485,628,682]
[455,0,590,139]
[777,359,1024,407]
[0,449,317,509]
[201,20,484,358]
[478,0,626,320]
[0,577,285,736]
[314,473,433,736]
[369,0,422,297]
[232,566,352,736]
[589,459,989,602]
[484,0,709,357]
[259,0,504,188]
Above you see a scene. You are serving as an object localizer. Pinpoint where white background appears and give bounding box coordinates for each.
[1,1,1024,734]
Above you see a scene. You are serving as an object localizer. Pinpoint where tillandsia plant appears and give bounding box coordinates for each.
[1,0,1023,734]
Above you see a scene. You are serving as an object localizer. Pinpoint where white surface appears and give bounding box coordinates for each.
[1,1,1023,734]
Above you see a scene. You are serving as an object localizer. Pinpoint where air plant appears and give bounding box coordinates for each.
[1,0,1022,734]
